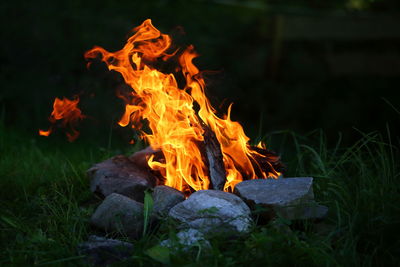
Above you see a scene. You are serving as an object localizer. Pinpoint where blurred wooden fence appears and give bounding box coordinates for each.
[271,14,400,77]
[216,0,400,77]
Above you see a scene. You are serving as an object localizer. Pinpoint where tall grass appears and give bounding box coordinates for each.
[1,118,399,265]
[0,127,97,265]
[269,129,400,266]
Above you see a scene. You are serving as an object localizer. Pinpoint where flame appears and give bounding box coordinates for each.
[257,141,266,149]
[85,19,279,193]
[38,129,51,137]
[39,96,84,142]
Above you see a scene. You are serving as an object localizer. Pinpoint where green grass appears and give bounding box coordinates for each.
[1,121,399,266]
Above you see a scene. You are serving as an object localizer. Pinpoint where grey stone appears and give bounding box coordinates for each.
[299,204,329,220]
[91,193,144,238]
[77,235,133,266]
[169,190,252,234]
[152,185,185,219]
[234,177,326,220]
[160,228,211,249]
[87,155,156,202]
[129,146,161,169]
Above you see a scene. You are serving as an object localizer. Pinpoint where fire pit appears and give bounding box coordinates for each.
[39,19,327,265]
[40,19,284,194]
[83,19,285,193]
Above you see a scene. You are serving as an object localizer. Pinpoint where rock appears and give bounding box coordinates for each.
[152,185,185,219]
[234,177,326,221]
[91,193,144,238]
[87,155,156,202]
[129,146,161,169]
[160,228,211,250]
[169,190,252,234]
[299,204,329,220]
[77,235,133,266]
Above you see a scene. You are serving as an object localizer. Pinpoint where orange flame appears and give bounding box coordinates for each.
[257,141,266,149]
[38,129,51,137]
[85,19,279,193]
[39,96,84,142]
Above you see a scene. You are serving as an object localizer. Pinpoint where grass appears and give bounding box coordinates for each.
[1,121,399,266]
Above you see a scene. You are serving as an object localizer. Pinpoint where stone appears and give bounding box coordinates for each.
[77,235,133,266]
[169,190,252,234]
[91,193,144,238]
[234,177,326,221]
[129,146,161,169]
[151,185,185,219]
[299,204,329,220]
[160,228,211,250]
[87,155,156,202]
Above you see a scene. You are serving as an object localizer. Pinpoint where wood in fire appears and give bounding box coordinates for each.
[128,124,228,191]
[116,126,284,192]
[200,123,227,190]
[249,146,285,178]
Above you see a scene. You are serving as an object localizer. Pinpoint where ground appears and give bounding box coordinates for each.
[1,123,399,266]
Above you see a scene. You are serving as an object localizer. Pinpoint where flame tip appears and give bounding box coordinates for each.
[41,96,84,142]
[43,19,281,192]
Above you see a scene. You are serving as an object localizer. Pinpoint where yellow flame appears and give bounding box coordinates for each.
[85,19,279,193]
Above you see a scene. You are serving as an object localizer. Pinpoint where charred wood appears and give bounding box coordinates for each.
[249,146,285,178]
[201,123,227,190]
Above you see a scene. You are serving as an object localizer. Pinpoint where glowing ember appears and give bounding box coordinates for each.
[39,96,84,142]
[84,19,280,193]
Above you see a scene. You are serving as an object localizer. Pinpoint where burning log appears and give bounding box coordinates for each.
[127,132,285,192]
[201,123,226,190]
[249,146,285,178]
[129,124,228,192]
[130,128,227,191]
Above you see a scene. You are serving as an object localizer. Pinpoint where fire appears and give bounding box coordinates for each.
[38,129,51,137]
[85,19,280,193]
[39,96,84,142]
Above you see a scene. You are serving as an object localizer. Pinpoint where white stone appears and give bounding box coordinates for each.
[169,190,252,234]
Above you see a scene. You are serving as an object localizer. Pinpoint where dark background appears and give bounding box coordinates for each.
[1,0,400,147]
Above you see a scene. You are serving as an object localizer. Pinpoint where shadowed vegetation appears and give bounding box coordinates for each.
[1,116,399,265]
